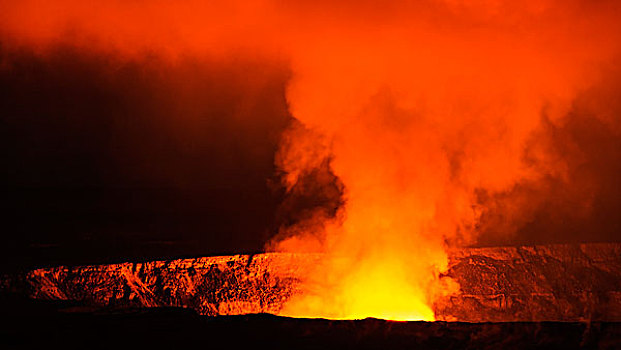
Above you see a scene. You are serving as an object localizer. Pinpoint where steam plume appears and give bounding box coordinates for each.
[1,0,620,320]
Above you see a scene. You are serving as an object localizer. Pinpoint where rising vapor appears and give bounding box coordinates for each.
[1,0,620,320]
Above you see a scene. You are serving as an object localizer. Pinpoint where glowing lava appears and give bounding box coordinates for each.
[1,0,620,321]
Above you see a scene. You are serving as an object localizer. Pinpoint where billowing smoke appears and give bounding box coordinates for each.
[1,0,620,320]
[271,1,621,320]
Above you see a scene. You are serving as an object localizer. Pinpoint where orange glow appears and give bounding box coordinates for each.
[1,0,620,321]
[272,2,621,320]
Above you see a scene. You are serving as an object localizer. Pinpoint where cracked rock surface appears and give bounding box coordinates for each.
[3,244,620,321]
[436,243,621,321]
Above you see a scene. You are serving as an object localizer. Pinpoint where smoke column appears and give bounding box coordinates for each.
[1,0,620,320]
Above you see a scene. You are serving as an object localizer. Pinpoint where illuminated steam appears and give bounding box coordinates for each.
[1,0,620,320]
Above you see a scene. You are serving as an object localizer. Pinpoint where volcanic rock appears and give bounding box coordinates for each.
[2,243,620,322]
[436,243,621,322]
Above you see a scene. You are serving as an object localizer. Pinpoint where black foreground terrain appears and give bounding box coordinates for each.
[1,294,620,350]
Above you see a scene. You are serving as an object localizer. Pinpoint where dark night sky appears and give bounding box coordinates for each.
[1,44,620,273]
[0,47,295,271]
